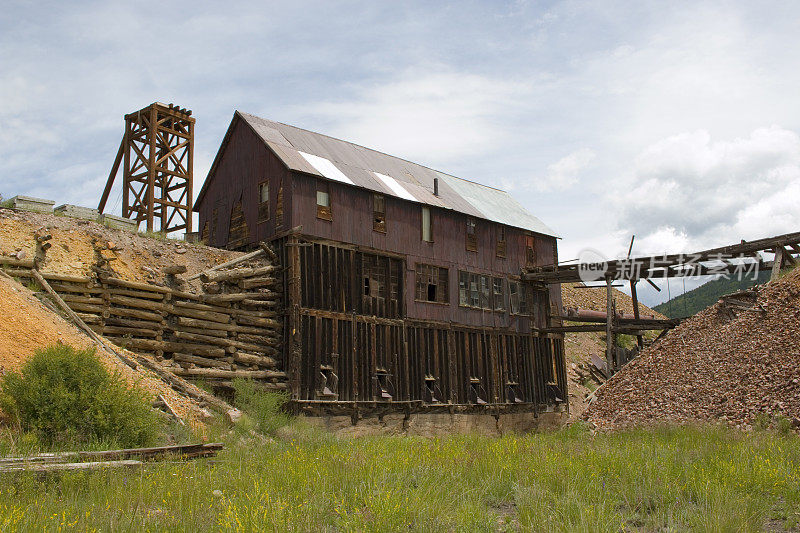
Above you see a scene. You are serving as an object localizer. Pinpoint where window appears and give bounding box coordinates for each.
[525,235,536,265]
[493,277,505,311]
[275,185,284,228]
[458,271,469,306]
[496,226,507,258]
[258,181,269,221]
[373,194,386,233]
[316,184,332,221]
[415,264,449,304]
[509,280,529,315]
[421,207,432,242]
[466,219,477,252]
[458,270,499,311]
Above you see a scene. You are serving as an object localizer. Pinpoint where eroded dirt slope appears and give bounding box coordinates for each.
[0,267,204,427]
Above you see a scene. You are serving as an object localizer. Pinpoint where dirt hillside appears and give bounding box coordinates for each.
[583,267,800,431]
[0,274,205,427]
[0,209,239,291]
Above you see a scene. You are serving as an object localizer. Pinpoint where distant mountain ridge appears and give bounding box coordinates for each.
[654,270,771,318]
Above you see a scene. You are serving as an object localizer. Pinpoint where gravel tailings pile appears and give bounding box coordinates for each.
[583,267,800,431]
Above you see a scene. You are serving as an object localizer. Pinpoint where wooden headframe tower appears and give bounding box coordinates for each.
[99,102,195,234]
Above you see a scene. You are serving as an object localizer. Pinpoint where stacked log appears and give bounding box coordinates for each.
[162,254,285,390]
[1,242,286,391]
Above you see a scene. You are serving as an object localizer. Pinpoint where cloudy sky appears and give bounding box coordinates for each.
[1,1,798,304]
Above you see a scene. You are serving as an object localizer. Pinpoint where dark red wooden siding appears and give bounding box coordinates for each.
[289,172,561,329]
[197,119,292,248]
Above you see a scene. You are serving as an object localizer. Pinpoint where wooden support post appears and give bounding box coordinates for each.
[605,276,615,376]
[771,247,788,280]
[146,104,157,233]
[287,234,302,400]
[629,279,643,348]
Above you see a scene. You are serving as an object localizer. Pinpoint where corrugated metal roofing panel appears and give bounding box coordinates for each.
[437,173,558,237]
[298,151,354,185]
[373,172,417,201]
[237,111,558,237]
[264,141,321,176]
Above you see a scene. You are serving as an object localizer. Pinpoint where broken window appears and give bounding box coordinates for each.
[525,235,536,265]
[459,270,493,310]
[466,218,477,252]
[373,194,386,233]
[496,225,507,258]
[257,181,269,222]
[493,277,505,311]
[316,183,332,221]
[361,253,387,314]
[479,275,490,309]
[509,280,529,315]
[415,264,449,303]
[421,207,432,242]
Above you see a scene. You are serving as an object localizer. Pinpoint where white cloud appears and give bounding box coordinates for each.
[614,126,800,251]
[298,68,530,164]
[535,148,595,191]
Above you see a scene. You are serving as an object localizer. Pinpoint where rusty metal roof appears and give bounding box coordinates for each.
[197,111,558,237]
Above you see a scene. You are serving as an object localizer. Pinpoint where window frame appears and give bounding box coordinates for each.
[257,181,270,222]
[316,183,332,221]
[466,218,477,252]
[421,206,433,242]
[373,194,386,233]
[414,263,449,305]
[496,225,507,258]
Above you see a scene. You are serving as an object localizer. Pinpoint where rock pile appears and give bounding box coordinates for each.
[583,267,800,431]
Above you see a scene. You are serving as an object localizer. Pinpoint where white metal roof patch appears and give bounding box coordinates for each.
[373,172,417,202]
[298,151,354,185]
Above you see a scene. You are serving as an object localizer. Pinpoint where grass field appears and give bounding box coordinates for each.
[0,423,798,532]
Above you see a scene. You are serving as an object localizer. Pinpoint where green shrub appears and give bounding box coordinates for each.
[0,345,159,448]
[232,378,290,434]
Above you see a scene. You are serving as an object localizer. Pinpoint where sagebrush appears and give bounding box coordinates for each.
[0,344,159,448]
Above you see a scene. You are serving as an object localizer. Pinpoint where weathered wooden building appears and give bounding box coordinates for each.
[194,111,567,429]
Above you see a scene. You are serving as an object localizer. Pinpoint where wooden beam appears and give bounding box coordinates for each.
[605,277,614,376]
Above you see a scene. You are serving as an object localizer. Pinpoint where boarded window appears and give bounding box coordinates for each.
[275,185,284,229]
[509,280,529,315]
[496,226,506,258]
[227,200,249,250]
[316,185,332,221]
[493,277,505,310]
[415,264,449,303]
[373,194,386,233]
[421,207,432,242]
[525,235,536,265]
[258,181,269,222]
[466,219,477,252]
[210,208,219,241]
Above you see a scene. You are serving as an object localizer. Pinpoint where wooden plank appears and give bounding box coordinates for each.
[171,368,286,380]
[187,248,267,280]
[605,278,614,376]
[173,353,232,370]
